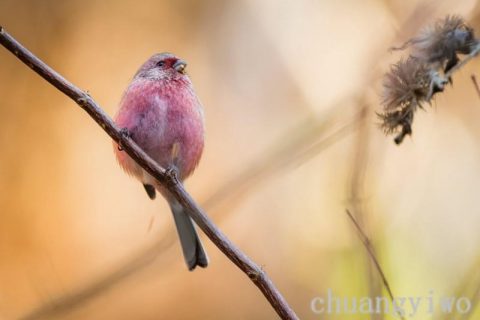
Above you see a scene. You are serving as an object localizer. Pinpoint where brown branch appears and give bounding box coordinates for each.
[0,27,299,320]
[346,210,406,320]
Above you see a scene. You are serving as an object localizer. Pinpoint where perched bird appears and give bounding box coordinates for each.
[113,53,208,270]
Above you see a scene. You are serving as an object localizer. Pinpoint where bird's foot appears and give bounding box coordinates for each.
[165,165,179,186]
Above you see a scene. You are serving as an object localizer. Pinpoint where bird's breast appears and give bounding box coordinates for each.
[114,79,204,182]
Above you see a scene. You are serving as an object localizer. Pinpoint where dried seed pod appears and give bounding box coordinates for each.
[381,15,479,144]
[378,57,434,144]
[398,15,476,72]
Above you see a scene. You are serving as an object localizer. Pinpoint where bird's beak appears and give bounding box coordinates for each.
[173,59,187,74]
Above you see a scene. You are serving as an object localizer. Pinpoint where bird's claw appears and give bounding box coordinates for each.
[165,165,179,185]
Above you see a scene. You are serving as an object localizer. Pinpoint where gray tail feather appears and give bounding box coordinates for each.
[169,200,208,270]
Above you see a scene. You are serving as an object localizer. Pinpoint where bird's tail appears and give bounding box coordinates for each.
[169,199,208,270]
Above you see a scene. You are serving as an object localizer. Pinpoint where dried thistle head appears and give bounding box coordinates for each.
[406,15,476,72]
[380,15,479,145]
[378,57,436,144]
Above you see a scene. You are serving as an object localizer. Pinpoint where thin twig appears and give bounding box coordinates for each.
[0,26,299,320]
[471,74,480,99]
[346,210,406,320]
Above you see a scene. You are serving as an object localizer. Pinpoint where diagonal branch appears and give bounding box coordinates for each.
[0,26,299,320]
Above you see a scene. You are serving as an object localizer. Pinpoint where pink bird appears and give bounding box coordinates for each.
[113,53,208,270]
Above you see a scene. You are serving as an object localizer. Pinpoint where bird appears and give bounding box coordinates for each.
[113,53,208,270]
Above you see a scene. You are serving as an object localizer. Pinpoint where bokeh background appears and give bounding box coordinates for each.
[1,0,480,319]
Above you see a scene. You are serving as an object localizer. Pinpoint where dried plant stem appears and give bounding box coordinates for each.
[0,27,299,320]
[445,43,480,79]
[347,105,385,320]
[346,210,406,320]
[471,74,480,99]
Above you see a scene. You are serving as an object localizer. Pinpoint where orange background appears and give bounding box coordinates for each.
[1,0,480,319]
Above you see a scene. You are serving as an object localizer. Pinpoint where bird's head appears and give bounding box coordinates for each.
[134,53,188,81]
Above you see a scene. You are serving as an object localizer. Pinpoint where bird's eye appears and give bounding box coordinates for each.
[156,61,165,67]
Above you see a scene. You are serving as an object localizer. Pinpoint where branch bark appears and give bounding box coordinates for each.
[0,26,299,320]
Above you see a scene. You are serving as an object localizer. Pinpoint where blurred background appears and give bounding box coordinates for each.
[1,0,480,319]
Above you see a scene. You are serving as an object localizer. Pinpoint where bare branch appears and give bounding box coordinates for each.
[0,26,299,320]
[346,210,406,320]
